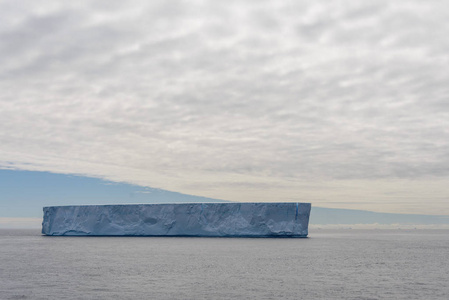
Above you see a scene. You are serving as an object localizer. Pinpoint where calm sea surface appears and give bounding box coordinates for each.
[1,229,448,299]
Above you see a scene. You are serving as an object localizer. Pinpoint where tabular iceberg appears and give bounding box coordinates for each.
[42,202,311,237]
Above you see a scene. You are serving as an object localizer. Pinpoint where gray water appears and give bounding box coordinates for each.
[1,229,448,299]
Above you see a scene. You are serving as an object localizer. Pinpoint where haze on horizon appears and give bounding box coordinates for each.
[1,0,449,215]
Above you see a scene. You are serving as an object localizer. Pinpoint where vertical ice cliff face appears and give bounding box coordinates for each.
[42,203,311,237]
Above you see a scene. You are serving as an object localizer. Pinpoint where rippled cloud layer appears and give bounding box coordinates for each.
[1,0,448,213]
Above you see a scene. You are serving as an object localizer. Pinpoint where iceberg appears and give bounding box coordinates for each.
[42,202,311,237]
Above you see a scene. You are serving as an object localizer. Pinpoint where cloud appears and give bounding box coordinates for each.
[1,0,449,214]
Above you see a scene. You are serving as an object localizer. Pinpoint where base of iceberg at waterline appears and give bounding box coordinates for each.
[42,202,311,237]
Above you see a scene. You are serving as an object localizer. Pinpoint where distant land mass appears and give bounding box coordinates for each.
[311,207,449,226]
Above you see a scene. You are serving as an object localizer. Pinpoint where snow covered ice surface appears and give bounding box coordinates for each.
[42,203,311,237]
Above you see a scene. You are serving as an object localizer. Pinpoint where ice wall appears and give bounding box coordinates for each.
[42,202,311,237]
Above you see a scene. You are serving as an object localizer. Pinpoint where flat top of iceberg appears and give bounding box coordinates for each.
[44,202,311,208]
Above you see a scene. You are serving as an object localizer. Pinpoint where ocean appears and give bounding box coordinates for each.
[1,229,448,299]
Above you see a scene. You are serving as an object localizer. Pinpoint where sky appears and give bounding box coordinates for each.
[0,169,222,222]
[1,0,449,216]
[2,169,449,229]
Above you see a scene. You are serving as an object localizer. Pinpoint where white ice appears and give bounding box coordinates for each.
[42,202,311,237]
